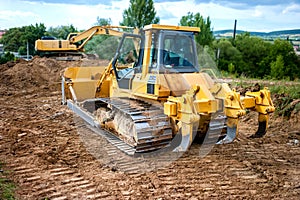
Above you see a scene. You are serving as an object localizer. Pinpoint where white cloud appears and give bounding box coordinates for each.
[155,1,264,30]
[156,1,300,32]
[0,9,41,29]
[0,0,299,32]
[0,10,37,20]
[282,3,300,14]
[252,7,263,17]
[0,0,129,30]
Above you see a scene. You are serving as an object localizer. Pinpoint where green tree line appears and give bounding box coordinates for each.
[214,33,300,80]
[0,23,77,56]
[0,23,46,56]
[1,0,299,80]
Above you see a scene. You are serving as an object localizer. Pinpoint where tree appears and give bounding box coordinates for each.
[46,25,77,39]
[0,52,15,64]
[228,63,235,74]
[120,0,160,28]
[269,39,299,80]
[214,33,299,80]
[85,18,118,59]
[180,12,214,46]
[270,55,285,79]
[213,39,243,73]
[235,33,272,78]
[95,17,112,26]
[0,23,46,55]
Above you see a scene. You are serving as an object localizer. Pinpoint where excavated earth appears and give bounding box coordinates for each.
[0,57,299,199]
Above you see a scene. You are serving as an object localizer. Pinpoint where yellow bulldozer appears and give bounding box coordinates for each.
[61,24,275,155]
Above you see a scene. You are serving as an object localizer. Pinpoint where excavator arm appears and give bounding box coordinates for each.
[70,26,134,51]
[35,25,135,53]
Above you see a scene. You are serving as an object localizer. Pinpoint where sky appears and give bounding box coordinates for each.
[0,0,300,32]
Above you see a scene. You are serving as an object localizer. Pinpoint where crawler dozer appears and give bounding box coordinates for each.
[62,24,275,155]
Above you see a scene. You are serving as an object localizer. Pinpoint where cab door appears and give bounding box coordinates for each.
[111,33,143,90]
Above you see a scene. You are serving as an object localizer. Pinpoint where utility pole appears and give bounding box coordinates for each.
[27,40,29,60]
[233,19,237,40]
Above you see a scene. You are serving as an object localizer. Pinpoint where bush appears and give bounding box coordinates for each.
[0,52,15,64]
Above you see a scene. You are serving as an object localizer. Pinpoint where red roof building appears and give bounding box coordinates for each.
[0,30,6,39]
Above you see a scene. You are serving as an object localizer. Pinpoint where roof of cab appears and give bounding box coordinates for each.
[143,24,200,33]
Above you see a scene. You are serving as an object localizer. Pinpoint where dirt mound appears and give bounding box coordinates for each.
[234,83,261,96]
[0,57,65,92]
[0,60,16,71]
[0,57,109,95]
[273,93,300,118]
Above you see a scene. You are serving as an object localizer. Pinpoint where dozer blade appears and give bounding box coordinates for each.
[250,113,268,138]
[216,118,238,144]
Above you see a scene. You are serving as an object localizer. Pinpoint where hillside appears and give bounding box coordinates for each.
[214,29,300,39]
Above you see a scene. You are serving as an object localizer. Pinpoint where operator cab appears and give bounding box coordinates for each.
[112,24,200,90]
[150,30,199,73]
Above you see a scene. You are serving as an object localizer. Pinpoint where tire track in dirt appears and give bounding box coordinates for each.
[0,91,111,199]
[1,89,299,199]
[5,159,111,199]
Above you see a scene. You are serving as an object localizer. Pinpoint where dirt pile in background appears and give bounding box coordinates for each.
[0,57,108,95]
[0,57,65,93]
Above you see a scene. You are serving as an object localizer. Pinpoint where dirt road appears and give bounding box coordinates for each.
[0,58,299,199]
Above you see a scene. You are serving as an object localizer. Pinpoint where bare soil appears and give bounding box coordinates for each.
[0,57,299,199]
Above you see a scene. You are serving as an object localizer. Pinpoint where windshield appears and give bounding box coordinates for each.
[155,30,199,73]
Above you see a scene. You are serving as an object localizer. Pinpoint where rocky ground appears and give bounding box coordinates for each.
[0,57,299,199]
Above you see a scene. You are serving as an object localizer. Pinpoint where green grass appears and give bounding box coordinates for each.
[0,162,16,200]
[228,78,300,117]
[269,84,300,99]
[266,83,300,117]
[229,78,300,98]
[0,178,16,200]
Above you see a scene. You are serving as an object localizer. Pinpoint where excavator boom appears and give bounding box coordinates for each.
[35,25,136,54]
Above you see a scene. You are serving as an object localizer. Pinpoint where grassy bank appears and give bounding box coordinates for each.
[230,78,300,117]
[0,162,16,200]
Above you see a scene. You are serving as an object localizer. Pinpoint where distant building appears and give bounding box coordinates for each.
[294,46,300,57]
[0,30,6,54]
[0,30,6,39]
